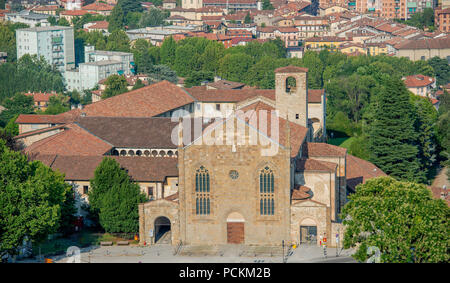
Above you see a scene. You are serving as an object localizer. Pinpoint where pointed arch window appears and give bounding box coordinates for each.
[259,166,275,215]
[195,166,210,215]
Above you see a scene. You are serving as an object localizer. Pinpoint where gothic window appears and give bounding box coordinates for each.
[195,166,211,215]
[259,166,274,215]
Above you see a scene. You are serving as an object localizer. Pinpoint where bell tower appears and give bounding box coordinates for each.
[274,66,308,128]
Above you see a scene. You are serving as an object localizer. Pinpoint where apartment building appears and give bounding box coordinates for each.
[16,26,75,73]
[65,46,135,91]
[435,7,450,32]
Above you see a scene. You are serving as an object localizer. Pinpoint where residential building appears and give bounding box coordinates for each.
[65,46,135,91]
[403,74,436,97]
[81,2,114,16]
[16,26,75,73]
[5,10,52,27]
[24,91,59,111]
[393,36,450,62]
[435,7,450,33]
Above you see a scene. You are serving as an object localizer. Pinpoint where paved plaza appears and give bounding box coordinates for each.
[40,244,356,263]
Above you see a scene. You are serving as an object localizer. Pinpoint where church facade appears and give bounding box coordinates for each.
[139,66,356,247]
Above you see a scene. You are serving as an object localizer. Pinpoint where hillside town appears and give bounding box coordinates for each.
[0,0,449,265]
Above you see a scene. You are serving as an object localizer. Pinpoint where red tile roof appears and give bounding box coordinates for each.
[303,142,347,157]
[33,155,178,182]
[24,92,58,103]
[82,2,114,11]
[24,123,112,156]
[404,74,435,88]
[346,154,386,191]
[16,109,82,124]
[296,158,338,172]
[395,36,450,50]
[77,80,195,118]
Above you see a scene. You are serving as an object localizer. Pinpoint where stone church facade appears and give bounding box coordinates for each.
[139,66,350,247]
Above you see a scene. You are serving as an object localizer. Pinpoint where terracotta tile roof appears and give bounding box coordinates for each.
[33,155,178,182]
[14,124,66,139]
[276,27,298,33]
[395,37,450,50]
[346,154,386,191]
[207,80,245,90]
[79,80,195,117]
[403,74,435,88]
[303,142,347,158]
[24,123,112,157]
[24,91,58,102]
[82,2,114,11]
[275,66,308,73]
[86,21,109,30]
[16,109,82,124]
[61,10,95,16]
[185,86,274,102]
[295,158,338,172]
[76,117,180,149]
[308,89,324,103]
[304,36,348,42]
[291,185,312,200]
[164,192,179,202]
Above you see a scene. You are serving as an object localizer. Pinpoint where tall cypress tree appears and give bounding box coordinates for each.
[108,5,125,33]
[367,75,421,182]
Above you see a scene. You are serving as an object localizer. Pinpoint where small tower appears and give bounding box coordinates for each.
[274,66,309,128]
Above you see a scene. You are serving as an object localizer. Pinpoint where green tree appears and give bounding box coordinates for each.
[0,140,75,258]
[102,75,128,99]
[428,56,450,87]
[57,17,71,27]
[132,79,145,90]
[0,93,34,127]
[108,5,125,33]
[184,71,214,88]
[262,0,274,10]
[218,53,253,82]
[147,64,178,83]
[43,95,70,115]
[410,94,438,182]
[342,177,449,263]
[0,23,17,62]
[160,36,176,66]
[118,0,143,15]
[174,44,199,77]
[88,157,147,233]
[139,8,167,27]
[366,76,421,182]
[244,12,252,24]
[106,30,130,52]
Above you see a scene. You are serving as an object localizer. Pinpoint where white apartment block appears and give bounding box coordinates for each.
[16,26,75,73]
[65,46,135,91]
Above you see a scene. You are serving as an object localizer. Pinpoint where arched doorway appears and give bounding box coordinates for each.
[154,216,171,244]
[299,218,317,245]
[226,212,245,244]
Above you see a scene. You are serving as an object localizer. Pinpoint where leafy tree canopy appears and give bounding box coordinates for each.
[342,177,449,263]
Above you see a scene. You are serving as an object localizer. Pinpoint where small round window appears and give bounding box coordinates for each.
[229,170,239,180]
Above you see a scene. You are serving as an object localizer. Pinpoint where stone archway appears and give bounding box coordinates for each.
[154,216,171,244]
[226,212,245,244]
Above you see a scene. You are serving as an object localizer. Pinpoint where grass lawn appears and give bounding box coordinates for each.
[328,137,355,150]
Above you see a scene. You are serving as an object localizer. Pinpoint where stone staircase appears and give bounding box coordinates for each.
[156,231,171,244]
